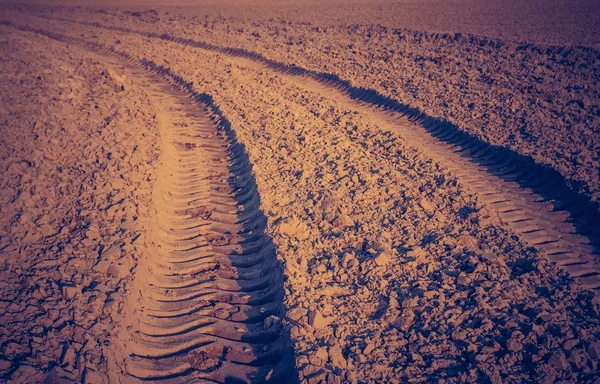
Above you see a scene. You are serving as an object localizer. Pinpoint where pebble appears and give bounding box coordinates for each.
[43,367,75,384]
[315,347,328,361]
[547,352,568,371]
[363,343,375,355]
[393,310,415,331]
[288,307,308,322]
[0,360,11,371]
[563,339,578,350]
[407,246,427,260]
[373,251,391,266]
[328,346,347,368]
[106,264,130,279]
[309,310,330,329]
[333,214,355,228]
[61,286,78,301]
[588,341,600,359]
[418,198,435,216]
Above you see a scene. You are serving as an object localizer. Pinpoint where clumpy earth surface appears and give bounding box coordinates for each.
[1,2,600,384]
[0,25,159,382]
[21,3,600,203]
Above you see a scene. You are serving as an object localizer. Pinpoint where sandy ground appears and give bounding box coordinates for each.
[1,3,600,384]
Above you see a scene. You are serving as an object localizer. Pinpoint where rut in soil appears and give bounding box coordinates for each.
[0,21,295,383]
[43,16,600,292]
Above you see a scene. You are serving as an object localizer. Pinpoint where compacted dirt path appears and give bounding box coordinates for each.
[3,23,292,383]
[112,70,292,382]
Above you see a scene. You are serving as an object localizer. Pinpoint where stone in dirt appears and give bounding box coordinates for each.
[43,367,76,384]
[0,360,10,371]
[328,346,347,368]
[407,247,427,260]
[309,310,330,329]
[547,352,568,371]
[61,286,78,301]
[588,341,600,359]
[333,214,354,228]
[106,255,134,279]
[418,198,435,216]
[83,368,102,384]
[278,216,309,240]
[288,307,308,322]
[393,309,416,331]
[373,251,391,266]
[315,347,328,361]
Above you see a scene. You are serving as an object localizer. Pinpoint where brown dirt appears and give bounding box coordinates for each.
[1,4,600,384]
[0,25,159,382]
[18,4,600,204]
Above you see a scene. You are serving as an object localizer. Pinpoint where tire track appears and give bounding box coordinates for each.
[1,22,294,383]
[118,85,291,383]
[29,16,600,293]
[116,84,291,383]
[281,76,600,292]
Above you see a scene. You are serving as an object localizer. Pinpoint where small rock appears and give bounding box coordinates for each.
[288,307,308,322]
[563,339,579,350]
[279,216,309,240]
[44,367,75,384]
[100,245,122,262]
[263,315,280,330]
[363,343,375,355]
[507,338,523,352]
[418,198,435,216]
[345,371,358,384]
[38,223,57,238]
[547,352,568,371]
[290,325,305,339]
[392,309,415,331]
[407,247,427,260]
[61,286,78,301]
[315,347,328,361]
[308,310,330,329]
[92,259,111,274]
[373,251,391,266]
[83,368,102,384]
[0,360,11,372]
[341,252,358,269]
[61,345,77,368]
[328,346,346,368]
[106,264,130,279]
[333,214,354,228]
[301,364,326,382]
[452,328,467,341]
[86,223,100,239]
[367,239,388,253]
[588,341,600,359]
[214,308,230,319]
